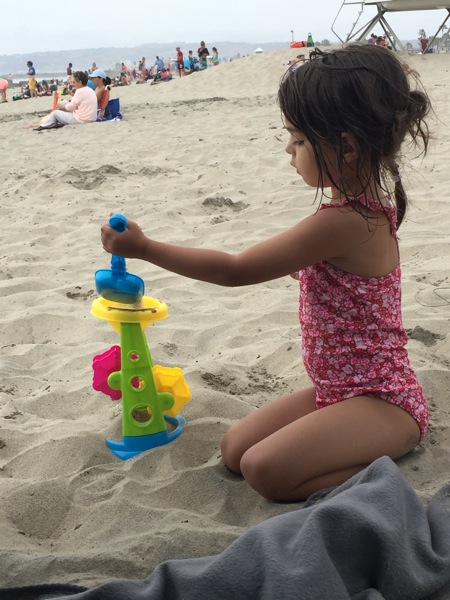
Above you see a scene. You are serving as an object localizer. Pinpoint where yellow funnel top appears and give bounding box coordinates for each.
[91,296,168,332]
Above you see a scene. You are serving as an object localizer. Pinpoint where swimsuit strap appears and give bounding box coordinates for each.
[321,195,398,231]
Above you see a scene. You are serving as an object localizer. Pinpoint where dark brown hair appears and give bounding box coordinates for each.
[278,43,431,228]
[73,71,88,86]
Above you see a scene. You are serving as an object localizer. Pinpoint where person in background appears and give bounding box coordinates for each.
[89,68,111,119]
[198,41,210,69]
[87,75,96,90]
[67,62,74,85]
[137,57,148,82]
[374,35,391,50]
[367,33,377,44]
[154,56,165,72]
[120,62,132,85]
[420,33,429,53]
[176,47,185,77]
[212,47,219,65]
[288,54,306,72]
[39,80,50,96]
[34,70,97,131]
[0,76,8,102]
[162,64,172,80]
[27,61,37,98]
[188,50,198,73]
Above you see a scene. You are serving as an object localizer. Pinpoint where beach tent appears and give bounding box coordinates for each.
[254,47,264,53]
[332,0,450,52]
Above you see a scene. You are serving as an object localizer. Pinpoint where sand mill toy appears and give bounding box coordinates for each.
[91,214,191,459]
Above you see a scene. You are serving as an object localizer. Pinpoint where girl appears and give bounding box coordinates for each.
[101,44,431,502]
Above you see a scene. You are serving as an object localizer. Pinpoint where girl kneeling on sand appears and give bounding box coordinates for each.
[101,44,431,502]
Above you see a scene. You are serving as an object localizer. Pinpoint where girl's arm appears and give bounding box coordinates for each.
[101,208,364,287]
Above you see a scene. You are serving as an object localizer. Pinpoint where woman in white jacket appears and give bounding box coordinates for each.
[34,71,97,131]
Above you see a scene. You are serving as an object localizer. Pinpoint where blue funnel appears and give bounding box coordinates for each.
[95,214,145,304]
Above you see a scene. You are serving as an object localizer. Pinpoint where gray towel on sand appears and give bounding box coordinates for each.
[1,456,449,600]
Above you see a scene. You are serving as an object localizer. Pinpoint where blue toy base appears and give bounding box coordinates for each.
[106,415,187,460]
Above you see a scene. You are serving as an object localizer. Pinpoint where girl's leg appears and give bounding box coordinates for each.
[236,395,421,502]
[220,387,318,473]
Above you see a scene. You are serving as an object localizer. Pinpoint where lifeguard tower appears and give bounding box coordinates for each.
[331,1,450,52]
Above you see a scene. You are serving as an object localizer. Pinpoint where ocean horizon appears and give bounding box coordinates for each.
[0,39,296,76]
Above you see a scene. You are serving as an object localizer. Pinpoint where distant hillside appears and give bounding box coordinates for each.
[0,40,291,75]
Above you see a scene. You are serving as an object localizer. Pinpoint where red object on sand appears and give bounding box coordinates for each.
[52,90,58,111]
[291,41,307,48]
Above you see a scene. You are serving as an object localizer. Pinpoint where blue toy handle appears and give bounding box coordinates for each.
[109,213,128,232]
[109,214,128,272]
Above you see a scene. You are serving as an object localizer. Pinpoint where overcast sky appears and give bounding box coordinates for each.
[2,0,446,55]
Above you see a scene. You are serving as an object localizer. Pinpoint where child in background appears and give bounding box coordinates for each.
[212,47,219,65]
[26,61,37,98]
[188,50,199,73]
[0,76,8,102]
[101,44,431,502]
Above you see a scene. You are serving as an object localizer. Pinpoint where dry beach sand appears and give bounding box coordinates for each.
[0,48,449,587]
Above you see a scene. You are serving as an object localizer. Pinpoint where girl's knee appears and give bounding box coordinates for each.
[240,448,283,501]
[220,429,243,474]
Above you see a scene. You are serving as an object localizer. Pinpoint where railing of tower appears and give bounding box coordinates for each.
[332,1,450,53]
[330,1,402,49]
[331,1,366,43]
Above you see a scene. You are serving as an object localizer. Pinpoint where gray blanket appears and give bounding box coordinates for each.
[1,456,449,600]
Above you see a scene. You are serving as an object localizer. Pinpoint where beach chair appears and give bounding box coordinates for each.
[96,98,122,122]
[107,98,122,119]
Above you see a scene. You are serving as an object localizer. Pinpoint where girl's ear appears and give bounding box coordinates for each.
[341,132,358,163]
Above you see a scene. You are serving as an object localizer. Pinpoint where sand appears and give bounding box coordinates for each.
[0,48,449,587]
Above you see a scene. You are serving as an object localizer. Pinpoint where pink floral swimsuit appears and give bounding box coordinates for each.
[298,196,429,439]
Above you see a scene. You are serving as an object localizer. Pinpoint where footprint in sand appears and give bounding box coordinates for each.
[202,196,249,213]
[201,367,288,396]
[66,286,96,301]
[407,325,446,347]
[64,165,122,190]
